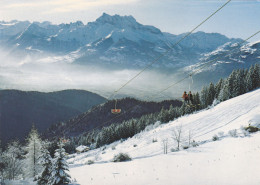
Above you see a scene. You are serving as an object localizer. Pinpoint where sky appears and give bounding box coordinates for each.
[0,0,260,41]
[0,0,259,98]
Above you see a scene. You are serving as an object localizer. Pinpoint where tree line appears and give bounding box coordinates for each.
[0,64,259,183]
[64,64,260,149]
[0,126,71,184]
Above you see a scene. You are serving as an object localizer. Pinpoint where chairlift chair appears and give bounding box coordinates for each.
[111,99,121,114]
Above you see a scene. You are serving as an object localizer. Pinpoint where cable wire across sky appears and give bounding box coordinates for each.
[67,29,260,140]
[60,0,244,137]
[60,0,233,137]
[110,0,232,99]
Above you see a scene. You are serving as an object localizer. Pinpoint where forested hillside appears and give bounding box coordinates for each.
[0,89,106,145]
[61,64,259,153]
[44,98,182,139]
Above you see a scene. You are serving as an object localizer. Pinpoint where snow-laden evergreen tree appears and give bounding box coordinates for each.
[254,64,260,88]
[227,70,236,98]
[207,82,216,106]
[168,104,179,121]
[179,103,186,115]
[245,64,259,91]
[0,140,5,180]
[215,78,224,99]
[200,86,209,108]
[50,141,71,185]
[233,69,246,96]
[218,80,230,102]
[218,70,237,101]
[37,143,53,185]
[137,116,146,131]
[2,141,23,180]
[192,92,201,110]
[24,125,43,179]
[159,107,170,123]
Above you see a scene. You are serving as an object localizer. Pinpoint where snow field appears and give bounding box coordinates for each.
[70,134,260,185]
[69,89,260,184]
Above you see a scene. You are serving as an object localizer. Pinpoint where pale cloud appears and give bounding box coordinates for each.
[4,0,139,14]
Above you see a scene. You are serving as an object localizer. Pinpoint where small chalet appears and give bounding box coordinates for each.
[76,145,90,153]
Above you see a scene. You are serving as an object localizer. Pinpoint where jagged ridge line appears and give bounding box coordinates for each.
[61,0,232,137]
[112,0,232,97]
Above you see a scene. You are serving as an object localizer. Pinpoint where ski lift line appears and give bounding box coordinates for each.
[59,0,234,137]
[94,30,260,131]
[116,92,260,155]
[60,29,260,151]
[110,0,232,97]
[89,0,233,112]
[60,29,260,140]
[123,30,260,119]
[155,30,260,98]
[189,75,193,92]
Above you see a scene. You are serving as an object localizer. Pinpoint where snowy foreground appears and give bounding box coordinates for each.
[69,89,260,185]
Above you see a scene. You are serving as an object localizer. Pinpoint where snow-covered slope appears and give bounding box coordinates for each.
[184,41,260,78]
[69,89,260,185]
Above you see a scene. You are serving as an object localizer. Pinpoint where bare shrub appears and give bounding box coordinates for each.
[113,153,131,162]
[212,134,219,141]
[172,125,182,151]
[87,160,94,165]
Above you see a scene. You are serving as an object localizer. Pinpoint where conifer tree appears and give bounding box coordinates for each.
[233,69,246,96]
[200,86,209,108]
[227,70,236,98]
[168,104,176,121]
[180,103,186,116]
[192,92,201,110]
[252,64,260,89]
[207,82,216,105]
[218,80,229,102]
[215,78,224,99]
[245,64,259,91]
[24,125,43,179]
[37,144,53,185]
[50,141,71,185]
[159,107,170,123]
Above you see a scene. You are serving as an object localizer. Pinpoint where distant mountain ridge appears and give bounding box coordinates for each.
[0,13,243,69]
[0,89,106,145]
[0,13,259,99]
[183,40,260,86]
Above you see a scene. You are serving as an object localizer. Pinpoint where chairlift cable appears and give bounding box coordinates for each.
[62,29,260,143]
[60,0,233,138]
[110,0,232,97]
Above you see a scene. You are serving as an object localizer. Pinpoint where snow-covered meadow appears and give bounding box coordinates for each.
[69,89,260,185]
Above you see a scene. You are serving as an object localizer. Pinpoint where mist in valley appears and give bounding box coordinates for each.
[0,49,194,101]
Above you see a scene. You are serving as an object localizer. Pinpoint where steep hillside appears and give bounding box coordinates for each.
[183,40,260,86]
[0,89,106,145]
[45,98,182,138]
[68,89,260,185]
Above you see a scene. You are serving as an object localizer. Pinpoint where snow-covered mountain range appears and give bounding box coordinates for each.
[2,13,255,70]
[1,13,259,95]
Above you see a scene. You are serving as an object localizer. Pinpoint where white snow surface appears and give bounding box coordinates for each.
[76,145,89,152]
[69,89,260,185]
